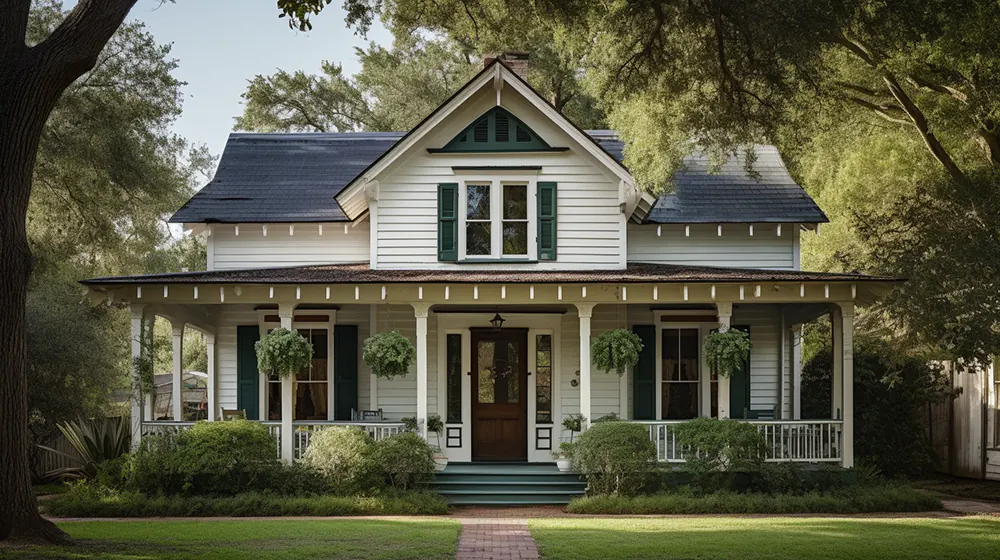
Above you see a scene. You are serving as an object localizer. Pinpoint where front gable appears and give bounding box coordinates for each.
[432,107,559,153]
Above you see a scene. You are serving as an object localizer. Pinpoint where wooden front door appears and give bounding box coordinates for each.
[471,328,528,461]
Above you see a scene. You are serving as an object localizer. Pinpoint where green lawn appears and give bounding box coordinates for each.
[1,519,460,560]
[529,516,1000,560]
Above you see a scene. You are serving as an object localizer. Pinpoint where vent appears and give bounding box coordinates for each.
[495,113,509,142]
[516,125,531,143]
[474,118,489,142]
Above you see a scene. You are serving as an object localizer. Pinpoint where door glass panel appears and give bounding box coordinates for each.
[477,341,495,404]
[535,334,552,423]
[477,339,521,404]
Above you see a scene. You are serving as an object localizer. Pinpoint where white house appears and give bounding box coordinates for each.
[83,55,897,474]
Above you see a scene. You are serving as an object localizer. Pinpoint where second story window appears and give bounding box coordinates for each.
[460,180,535,260]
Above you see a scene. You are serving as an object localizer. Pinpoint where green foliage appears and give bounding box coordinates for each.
[673,418,767,492]
[572,422,657,496]
[704,329,751,378]
[368,433,436,491]
[39,418,130,480]
[593,412,620,423]
[749,463,857,496]
[255,328,313,379]
[591,329,643,376]
[363,331,416,380]
[562,413,585,441]
[48,484,448,517]
[566,484,942,515]
[301,427,375,494]
[801,336,952,476]
[128,421,282,496]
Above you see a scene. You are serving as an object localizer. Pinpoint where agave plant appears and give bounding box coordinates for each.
[38,417,130,480]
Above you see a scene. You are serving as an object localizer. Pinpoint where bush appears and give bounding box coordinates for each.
[301,426,375,494]
[566,483,942,514]
[573,422,657,496]
[673,418,767,493]
[47,483,448,517]
[368,432,435,491]
[749,463,854,495]
[129,420,286,496]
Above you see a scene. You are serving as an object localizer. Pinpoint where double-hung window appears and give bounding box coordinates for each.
[460,179,536,260]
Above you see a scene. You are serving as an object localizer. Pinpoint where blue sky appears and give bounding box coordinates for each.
[129,0,391,157]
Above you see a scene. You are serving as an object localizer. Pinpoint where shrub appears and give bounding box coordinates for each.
[47,483,448,517]
[573,421,657,496]
[129,420,284,496]
[673,418,767,493]
[566,483,942,514]
[301,426,375,494]
[369,432,435,491]
[750,462,853,495]
[39,417,130,480]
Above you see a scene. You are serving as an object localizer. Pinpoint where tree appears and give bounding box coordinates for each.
[1,0,142,542]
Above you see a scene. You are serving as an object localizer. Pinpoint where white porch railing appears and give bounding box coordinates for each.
[632,420,844,463]
[139,420,405,461]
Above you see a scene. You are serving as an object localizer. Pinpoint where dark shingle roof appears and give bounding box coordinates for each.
[82,262,893,286]
[171,131,826,225]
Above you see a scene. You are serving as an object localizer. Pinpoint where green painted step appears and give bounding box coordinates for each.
[446,495,575,505]
[431,462,586,506]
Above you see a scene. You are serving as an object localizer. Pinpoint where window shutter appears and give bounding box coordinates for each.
[236,325,260,420]
[333,325,358,421]
[728,325,752,419]
[438,183,459,261]
[632,325,656,420]
[537,181,557,260]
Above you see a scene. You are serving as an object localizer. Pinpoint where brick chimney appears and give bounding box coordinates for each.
[485,51,530,81]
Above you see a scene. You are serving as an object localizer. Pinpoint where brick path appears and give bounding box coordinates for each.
[456,518,540,560]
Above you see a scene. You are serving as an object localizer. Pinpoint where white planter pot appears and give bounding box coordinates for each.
[555,458,573,472]
[433,454,449,472]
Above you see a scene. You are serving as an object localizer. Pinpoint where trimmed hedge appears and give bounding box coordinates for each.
[47,483,448,517]
[566,484,942,514]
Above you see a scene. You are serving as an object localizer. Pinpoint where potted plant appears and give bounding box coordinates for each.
[255,328,313,379]
[703,328,751,378]
[426,414,448,471]
[591,328,643,376]
[552,413,586,472]
[363,331,415,379]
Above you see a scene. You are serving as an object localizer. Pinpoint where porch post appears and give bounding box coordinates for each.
[129,304,147,451]
[831,306,843,420]
[715,302,733,419]
[278,303,295,463]
[838,302,855,468]
[170,320,185,421]
[413,303,431,438]
[576,303,596,428]
[206,333,217,421]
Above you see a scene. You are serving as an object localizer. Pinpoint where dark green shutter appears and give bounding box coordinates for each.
[728,325,752,419]
[236,325,260,420]
[438,183,458,261]
[333,325,359,421]
[537,182,557,260]
[632,325,656,420]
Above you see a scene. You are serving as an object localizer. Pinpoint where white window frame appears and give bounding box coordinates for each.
[654,314,719,421]
[458,176,537,261]
[258,311,336,422]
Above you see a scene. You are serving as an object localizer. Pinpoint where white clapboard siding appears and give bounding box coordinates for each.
[370,306,437,420]
[373,86,624,271]
[733,305,782,413]
[211,222,369,271]
[627,223,797,270]
[216,305,259,411]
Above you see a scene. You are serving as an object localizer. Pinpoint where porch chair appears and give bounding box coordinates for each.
[351,408,384,421]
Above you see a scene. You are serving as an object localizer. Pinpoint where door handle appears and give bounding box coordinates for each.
[528,371,532,376]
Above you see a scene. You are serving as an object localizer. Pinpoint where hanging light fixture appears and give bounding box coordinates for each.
[490,310,506,330]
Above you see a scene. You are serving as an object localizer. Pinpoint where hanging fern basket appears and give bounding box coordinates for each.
[591,328,643,376]
[704,328,751,378]
[255,328,313,379]
[363,330,416,380]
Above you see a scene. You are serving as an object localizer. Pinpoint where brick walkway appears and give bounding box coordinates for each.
[456,518,540,560]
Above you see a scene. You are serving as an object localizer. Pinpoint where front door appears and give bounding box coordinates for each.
[471,328,528,461]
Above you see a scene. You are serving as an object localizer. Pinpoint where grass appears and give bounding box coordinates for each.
[567,484,941,514]
[46,486,448,517]
[912,474,1000,502]
[1,519,460,560]
[529,516,1000,560]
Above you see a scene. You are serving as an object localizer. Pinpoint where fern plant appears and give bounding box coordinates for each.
[591,328,643,376]
[704,328,751,378]
[363,330,415,379]
[255,328,313,379]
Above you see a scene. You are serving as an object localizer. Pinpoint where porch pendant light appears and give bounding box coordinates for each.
[490,311,506,330]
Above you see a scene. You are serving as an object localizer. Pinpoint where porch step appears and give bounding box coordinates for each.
[432,462,586,506]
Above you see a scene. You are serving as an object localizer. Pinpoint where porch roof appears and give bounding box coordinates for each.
[81,262,898,286]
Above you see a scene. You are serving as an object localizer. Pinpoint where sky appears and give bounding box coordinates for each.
[128,0,392,158]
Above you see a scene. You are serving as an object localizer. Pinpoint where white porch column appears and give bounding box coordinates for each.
[838,302,855,468]
[129,304,147,451]
[278,303,295,463]
[206,333,217,421]
[170,320,185,421]
[715,302,733,419]
[143,314,155,422]
[576,303,596,427]
[369,304,378,412]
[831,306,843,420]
[413,303,431,438]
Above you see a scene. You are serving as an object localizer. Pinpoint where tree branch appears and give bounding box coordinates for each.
[845,96,911,125]
[0,0,30,58]
[35,0,139,87]
[907,75,968,104]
